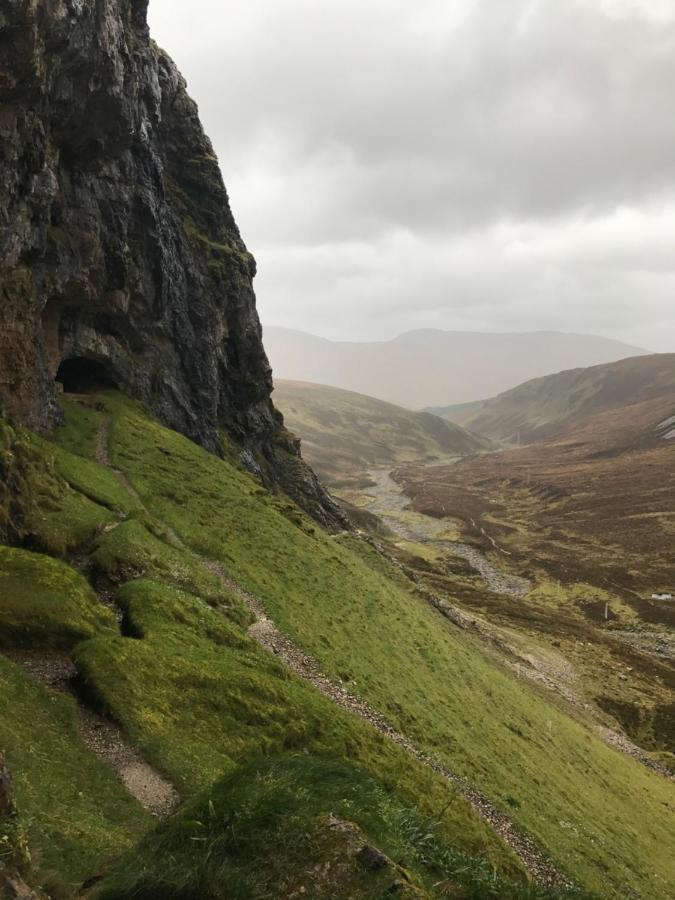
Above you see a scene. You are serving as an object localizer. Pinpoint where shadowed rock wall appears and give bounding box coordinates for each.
[0,0,344,528]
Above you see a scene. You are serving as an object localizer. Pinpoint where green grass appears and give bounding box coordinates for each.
[99,393,675,899]
[26,481,113,557]
[524,581,639,627]
[53,446,140,516]
[90,519,250,624]
[3,393,671,897]
[0,654,149,889]
[92,756,578,900]
[54,397,103,459]
[74,579,520,883]
[0,546,115,650]
[1,403,120,556]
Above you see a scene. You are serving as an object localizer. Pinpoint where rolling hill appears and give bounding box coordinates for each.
[274,379,489,489]
[438,353,675,445]
[264,326,647,409]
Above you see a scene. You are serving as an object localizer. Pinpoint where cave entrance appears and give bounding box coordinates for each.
[55,357,117,394]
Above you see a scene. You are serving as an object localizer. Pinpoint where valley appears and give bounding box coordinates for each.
[3,391,674,898]
[1,2,673,898]
[351,460,674,772]
[273,362,675,786]
[273,380,489,489]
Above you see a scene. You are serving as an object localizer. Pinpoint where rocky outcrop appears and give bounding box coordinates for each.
[0,0,344,528]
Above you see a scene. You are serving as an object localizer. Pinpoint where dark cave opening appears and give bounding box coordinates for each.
[55,357,117,393]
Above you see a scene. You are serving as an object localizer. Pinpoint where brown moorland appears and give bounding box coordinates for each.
[391,356,675,758]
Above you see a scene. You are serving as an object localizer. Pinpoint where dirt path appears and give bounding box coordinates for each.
[96,413,143,505]
[7,651,178,817]
[88,417,569,886]
[246,612,568,887]
[365,468,530,598]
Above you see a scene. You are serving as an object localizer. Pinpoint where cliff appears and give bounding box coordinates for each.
[0,0,343,527]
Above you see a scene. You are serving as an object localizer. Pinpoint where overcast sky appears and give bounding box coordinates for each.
[149,0,675,351]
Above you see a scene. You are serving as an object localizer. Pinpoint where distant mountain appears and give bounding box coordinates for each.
[263,327,647,410]
[451,353,675,445]
[274,379,489,489]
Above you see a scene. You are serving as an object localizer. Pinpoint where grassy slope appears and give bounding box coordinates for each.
[273,379,488,488]
[0,546,116,650]
[93,756,561,900]
[84,392,675,900]
[0,656,149,889]
[80,581,549,899]
[0,397,540,898]
[0,412,152,888]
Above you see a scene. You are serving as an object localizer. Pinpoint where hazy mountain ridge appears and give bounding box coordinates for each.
[264,326,647,409]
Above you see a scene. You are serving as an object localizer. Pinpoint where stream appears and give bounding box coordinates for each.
[365,466,531,599]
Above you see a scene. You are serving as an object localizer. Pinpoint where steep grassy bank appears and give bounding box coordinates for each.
[1,399,536,898]
[83,393,674,900]
[1,393,672,897]
[92,757,566,900]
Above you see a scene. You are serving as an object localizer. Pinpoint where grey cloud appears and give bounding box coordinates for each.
[148,0,675,352]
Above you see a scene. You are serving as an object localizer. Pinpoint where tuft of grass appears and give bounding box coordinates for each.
[91,756,584,900]
[53,447,140,516]
[25,482,113,557]
[0,546,115,650]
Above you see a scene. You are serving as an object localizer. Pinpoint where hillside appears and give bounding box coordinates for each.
[446,354,675,445]
[274,380,489,489]
[2,391,674,900]
[264,326,646,409]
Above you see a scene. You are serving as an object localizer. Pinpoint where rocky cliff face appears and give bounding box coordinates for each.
[0,0,343,528]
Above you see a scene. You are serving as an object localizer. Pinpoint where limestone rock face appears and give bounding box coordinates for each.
[0,0,344,528]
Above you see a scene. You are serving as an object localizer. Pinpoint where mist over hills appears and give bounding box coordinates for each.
[264,327,647,410]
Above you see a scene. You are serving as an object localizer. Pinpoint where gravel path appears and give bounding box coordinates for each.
[7,651,178,817]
